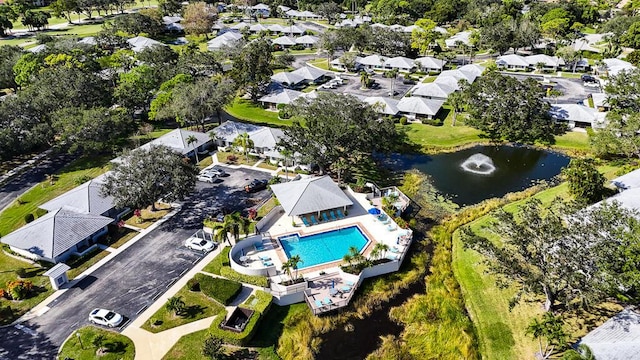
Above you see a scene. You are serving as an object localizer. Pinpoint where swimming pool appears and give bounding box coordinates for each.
[280,226,370,269]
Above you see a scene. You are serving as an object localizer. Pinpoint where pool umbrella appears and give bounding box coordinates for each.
[331,280,335,288]
[368,207,381,215]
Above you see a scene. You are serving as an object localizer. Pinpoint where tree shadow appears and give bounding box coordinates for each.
[104,340,128,354]
[181,305,206,319]
[225,348,259,360]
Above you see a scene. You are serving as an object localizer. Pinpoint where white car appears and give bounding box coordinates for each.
[89,308,124,327]
[197,173,217,183]
[185,237,216,252]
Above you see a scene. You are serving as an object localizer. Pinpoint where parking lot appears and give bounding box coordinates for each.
[320,73,413,99]
[0,167,273,359]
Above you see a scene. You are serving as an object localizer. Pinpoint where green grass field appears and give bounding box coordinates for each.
[224,98,293,127]
[59,326,135,360]
[400,117,485,149]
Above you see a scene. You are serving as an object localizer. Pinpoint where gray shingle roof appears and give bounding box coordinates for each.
[139,128,210,155]
[39,173,116,216]
[611,168,640,190]
[397,97,445,116]
[0,207,113,260]
[43,263,71,278]
[579,308,640,360]
[270,176,353,216]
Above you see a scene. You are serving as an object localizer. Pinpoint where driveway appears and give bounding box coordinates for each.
[504,72,602,103]
[0,167,273,359]
[321,73,412,99]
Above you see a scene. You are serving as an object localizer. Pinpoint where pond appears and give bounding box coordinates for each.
[386,145,570,206]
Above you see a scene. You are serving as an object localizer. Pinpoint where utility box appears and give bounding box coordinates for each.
[43,263,71,290]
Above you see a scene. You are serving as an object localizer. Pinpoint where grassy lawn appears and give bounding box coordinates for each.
[122,203,172,229]
[0,155,111,237]
[202,247,230,275]
[307,58,332,71]
[59,326,135,360]
[163,303,307,360]
[141,279,224,333]
[216,151,259,166]
[559,72,584,78]
[102,227,139,249]
[224,98,292,127]
[67,248,111,280]
[256,161,278,170]
[257,197,277,218]
[422,76,437,83]
[0,254,53,325]
[551,131,590,152]
[197,155,213,169]
[400,118,485,150]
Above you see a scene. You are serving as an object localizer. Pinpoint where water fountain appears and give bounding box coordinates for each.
[460,153,496,175]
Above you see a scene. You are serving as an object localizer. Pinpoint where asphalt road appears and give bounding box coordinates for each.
[322,72,412,99]
[0,167,273,359]
[504,72,602,103]
[0,152,77,215]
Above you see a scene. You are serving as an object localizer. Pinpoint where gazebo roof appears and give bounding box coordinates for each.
[270,176,353,216]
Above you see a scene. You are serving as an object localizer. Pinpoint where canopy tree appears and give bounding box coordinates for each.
[101,145,198,211]
[183,2,216,38]
[52,107,135,154]
[0,45,22,92]
[230,38,273,102]
[562,158,606,204]
[161,77,236,131]
[462,198,640,312]
[281,92,398,176]
[410,18,437,55]
[464,72,562,144]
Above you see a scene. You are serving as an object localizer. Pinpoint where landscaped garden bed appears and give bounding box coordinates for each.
[197,274,242,306]
[142,275,224,333]
[122,203,173,229]
[67,248,111,280]
[59,326,135,360]
[202,247,268,287]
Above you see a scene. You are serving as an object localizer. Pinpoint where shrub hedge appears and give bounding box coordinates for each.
[208,290,273,346]
[219,267,269,288]
[196,274,242,305]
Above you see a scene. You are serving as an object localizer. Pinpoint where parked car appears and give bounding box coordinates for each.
[89,308,124,327]
[584,81,600,88]
[185,237,216,252]
[581,74,597,83]
[197,173,217,183]
[402,77,416,85]
[245,179,268,193]
[203,166,228,177]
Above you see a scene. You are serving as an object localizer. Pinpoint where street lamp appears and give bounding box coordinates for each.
[76,332,84,350]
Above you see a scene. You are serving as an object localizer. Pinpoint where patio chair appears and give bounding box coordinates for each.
[341,286,351,292]
[262,260,274,267]
[377,214,388,222]
[387,223,397,231]
[259,255,271,261]
[315,299,324,308]
[345,280,355,287]
[322,212,330,222]
[322,297,333,305]
[310,215,319,225]
[329,211,338,221]
[254,242,265,251]
[336,209,345,219]
[302,217,311,226]
[386,253,400,261]
[329,288,339,297]
[391,246,401,253]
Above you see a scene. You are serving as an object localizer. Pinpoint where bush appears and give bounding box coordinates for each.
[219,267,269,287]
[226,154,238,164]
[399,116,408,125]
[34,208,48,218]
[394,217,409,229]
[204,247,230,275]
[0,289,7,299]
[209,308,262,346]
[24,213,34,224]
[196,274,242,305]
[242,290,273,313]
[6,280,33,300]
[187,277,200,292]
[74,174,93,185]
[421,118,443,126]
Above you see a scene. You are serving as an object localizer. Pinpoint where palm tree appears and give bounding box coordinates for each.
[186,135,200,163]
[92,334,106,353]
[281,259,293,280]
[342,253,353,267]
[280,148,293,180]
[288,254,303,280]
[166,296,185,316]
[448,91,465,127]
[213,212,251,245]
[360,71,370,89]
[330,157,348,185]
[561,344,595,360]
[233,132,254,162]
[372,242,389,260]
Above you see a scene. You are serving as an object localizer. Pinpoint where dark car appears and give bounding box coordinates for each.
[245,179,268,193]
[581,74,597,83]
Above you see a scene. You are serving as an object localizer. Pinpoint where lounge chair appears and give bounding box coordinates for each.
[259,255,271,261]
[310,215,319,225]
[322,297,333,305]
[386,253,400,261]
[345,280,355,287]
[391,246,401,253]
[254,242,265,251]
[322,213,330,222]
[262,260,274,267]
[329,211,337,221]
[341,286,351,292]
[315,299,324,308]
[387,224,396,231]
[337,209,345,219]
[329,288,339,297]
[302,217,310,226]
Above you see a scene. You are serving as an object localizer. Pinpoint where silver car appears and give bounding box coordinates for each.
[185,237,217,252]
[89,308,124,327]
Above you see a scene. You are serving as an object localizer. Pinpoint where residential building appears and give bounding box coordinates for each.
[290,66,328,84]
[127,36,166,53]
[272,35,297,48]
[383,56,416,72]
[411,82,455,100]
[579,308,640,360]
[358,55,388,70]
[549,103,607,128]
[414,56,446,73]
[445,31,472,49]
[397,97,445,120]
[258,88,305,108]
[136,128,211,158]
[207,31,242,51]
[270,72,306,88]
[363,96,400,116]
